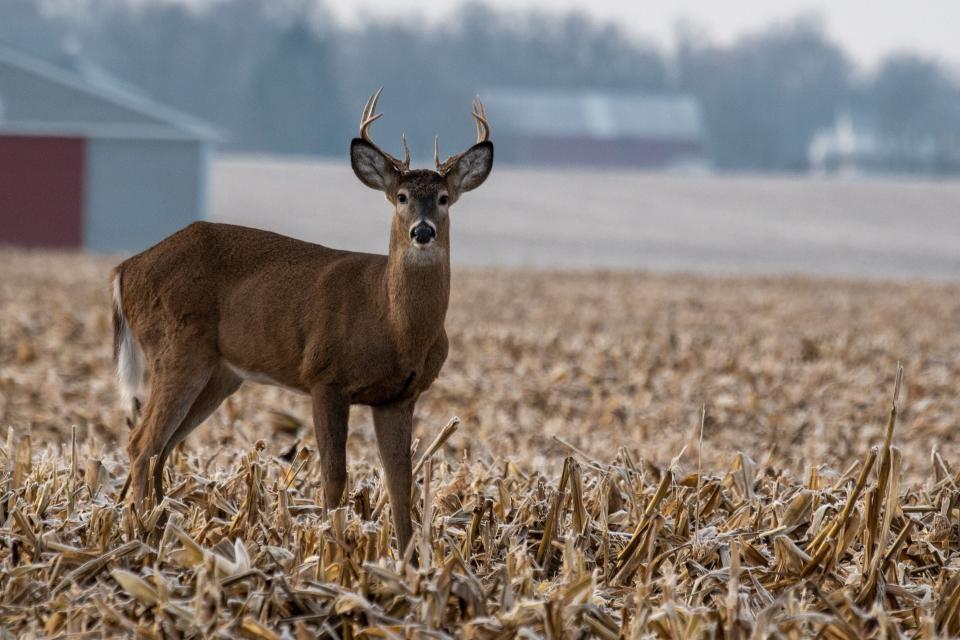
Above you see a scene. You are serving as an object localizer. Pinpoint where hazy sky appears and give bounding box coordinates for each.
[328,0,958,69]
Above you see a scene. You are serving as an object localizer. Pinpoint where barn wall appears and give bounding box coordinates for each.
[0,134,85,247]
[498,135,705,168]
[83,139,207,253]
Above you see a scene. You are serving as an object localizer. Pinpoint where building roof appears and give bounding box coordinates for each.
[0,45,219,142]
[481,89,703,141]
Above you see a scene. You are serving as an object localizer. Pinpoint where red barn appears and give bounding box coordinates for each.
[0,46,218,252]
[482,89,708,170]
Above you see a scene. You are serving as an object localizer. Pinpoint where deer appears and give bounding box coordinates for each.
[111,89,493,552]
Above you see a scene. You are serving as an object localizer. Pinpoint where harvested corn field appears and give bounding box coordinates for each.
[2,248,960,637]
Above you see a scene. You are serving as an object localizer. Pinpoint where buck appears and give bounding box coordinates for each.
[111,89,493,551]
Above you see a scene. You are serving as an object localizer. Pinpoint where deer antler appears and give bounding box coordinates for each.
[359,87,410,173]
[471,96,490,143]
[435,95,491,174]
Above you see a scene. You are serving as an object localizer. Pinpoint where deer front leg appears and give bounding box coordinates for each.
[372,400,415,554]
[311,385,349,509]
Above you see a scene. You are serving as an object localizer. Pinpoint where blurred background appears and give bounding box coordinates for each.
[1,0,959,278]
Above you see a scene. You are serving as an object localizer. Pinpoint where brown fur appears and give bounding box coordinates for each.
[113,126,492,552]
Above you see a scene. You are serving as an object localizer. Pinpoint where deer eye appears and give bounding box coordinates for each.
[397,193,408,204]
[438,194,449,206]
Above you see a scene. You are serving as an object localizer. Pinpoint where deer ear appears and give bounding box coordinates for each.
[447,141,493,196]
[351,138,399,192]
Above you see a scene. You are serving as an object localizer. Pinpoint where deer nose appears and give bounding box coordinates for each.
[410,222,436,245]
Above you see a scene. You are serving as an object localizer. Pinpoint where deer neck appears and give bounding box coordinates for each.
[383,231,450,355]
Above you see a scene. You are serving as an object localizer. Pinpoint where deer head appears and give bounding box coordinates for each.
[350,89,493,263]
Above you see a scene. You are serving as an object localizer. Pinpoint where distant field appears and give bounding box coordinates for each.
[212,155,960,280]
[3,249,960,635]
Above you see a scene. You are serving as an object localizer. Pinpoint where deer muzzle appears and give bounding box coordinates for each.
[410,221,437,246]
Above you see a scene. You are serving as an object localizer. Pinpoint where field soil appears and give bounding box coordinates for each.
[2,249,960,636]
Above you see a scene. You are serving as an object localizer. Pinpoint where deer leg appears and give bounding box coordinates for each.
[127,352,214,505]
[311,386,350,509]
[151,366,242,500]
[371,400,415,553]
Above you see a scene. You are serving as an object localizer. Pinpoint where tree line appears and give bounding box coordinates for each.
[3,0,960,173]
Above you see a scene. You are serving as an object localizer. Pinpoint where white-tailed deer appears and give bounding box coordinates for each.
[111,89,493,551]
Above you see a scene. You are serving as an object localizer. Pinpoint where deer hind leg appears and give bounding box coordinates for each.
[310,386,350,509]
[372,399,415,554]
[126,347,216,505]
[150,365,243,500]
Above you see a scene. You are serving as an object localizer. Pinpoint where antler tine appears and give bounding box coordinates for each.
[400,132,411,169]
[435,96,492,174]
[472,96,490,143]
[359,87,384,141]
[361,88,377,124]
[357,87,408,172]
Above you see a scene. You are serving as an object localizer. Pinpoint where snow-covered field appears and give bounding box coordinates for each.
[212,155,960,280]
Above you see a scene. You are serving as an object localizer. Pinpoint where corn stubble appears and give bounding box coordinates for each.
[3,250,960,638]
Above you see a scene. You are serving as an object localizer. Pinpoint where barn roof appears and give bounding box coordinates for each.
[480,89,703,141]
[0,45,219,142]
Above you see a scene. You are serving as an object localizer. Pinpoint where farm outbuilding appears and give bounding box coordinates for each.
[482,89,707,170]
[0,46,218,252]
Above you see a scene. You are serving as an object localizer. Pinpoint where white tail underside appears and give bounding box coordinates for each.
[112,273,147,409]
